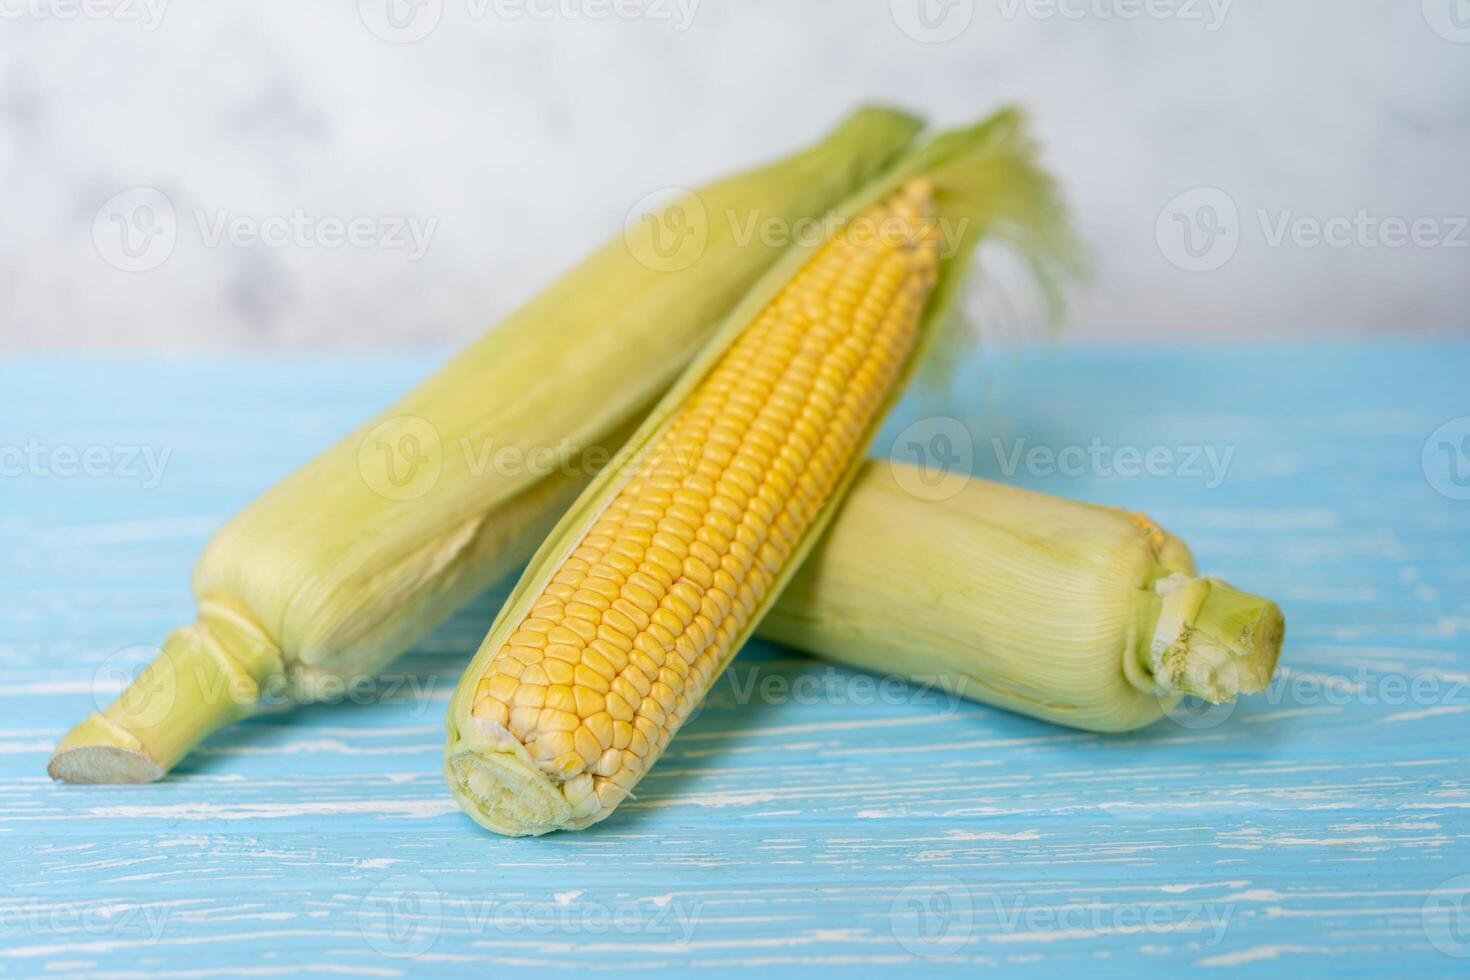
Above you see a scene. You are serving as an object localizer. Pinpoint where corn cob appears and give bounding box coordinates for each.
[454,186,938,828]
[445,114,1074,834]
[48,106,925,783]
[768,460,1283,733]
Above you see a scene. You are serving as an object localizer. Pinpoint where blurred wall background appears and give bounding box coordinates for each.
[1,0,1467,350]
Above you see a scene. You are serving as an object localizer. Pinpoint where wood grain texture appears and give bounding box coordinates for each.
[2,343,1467,977]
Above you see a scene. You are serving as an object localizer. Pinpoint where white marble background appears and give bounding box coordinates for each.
[1,0,1467,349]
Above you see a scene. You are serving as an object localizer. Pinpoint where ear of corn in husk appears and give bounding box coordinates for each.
[48,106,926,784]
[765,459,1284,733]
[443,110,1084,835]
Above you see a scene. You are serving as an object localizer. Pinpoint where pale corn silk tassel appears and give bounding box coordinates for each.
[450,183,944,834]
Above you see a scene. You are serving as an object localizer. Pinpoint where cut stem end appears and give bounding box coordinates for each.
[47,713,165,784]
[445,716,575,837]
[1142,574,1285,704]
[48,600,282,784]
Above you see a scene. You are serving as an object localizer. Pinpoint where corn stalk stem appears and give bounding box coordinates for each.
[1132,574,1284,704]
[48,599,281,783]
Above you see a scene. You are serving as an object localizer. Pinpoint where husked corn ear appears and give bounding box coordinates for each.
[446,110,1083,835]
[457,184,942,829]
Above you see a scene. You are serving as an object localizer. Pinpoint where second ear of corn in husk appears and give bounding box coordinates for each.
[769,459,1284,734]
[48,106,926,784]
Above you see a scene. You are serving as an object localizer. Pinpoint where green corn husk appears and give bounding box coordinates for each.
[49,106,925,783]
[443,110,1090,834]
[767,460,1284,733]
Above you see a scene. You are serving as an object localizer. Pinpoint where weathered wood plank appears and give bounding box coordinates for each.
[1,343,1466,977]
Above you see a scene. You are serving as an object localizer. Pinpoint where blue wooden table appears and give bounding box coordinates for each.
[2,341,1467,977]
